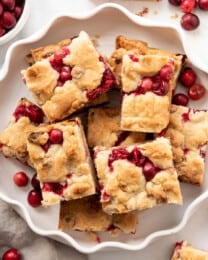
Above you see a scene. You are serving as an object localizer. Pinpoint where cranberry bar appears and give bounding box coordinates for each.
[22,31,115,122]
[159,104,208,185]
[120,54,179,133]
[87,107,146,148]
[171,241,208,260]
[109,35,183,86]
[94,137,182,214]
[27,118,96,206]
[59,194,138,234]
[0,98,45,166]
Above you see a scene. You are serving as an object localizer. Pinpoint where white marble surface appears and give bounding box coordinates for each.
[1,0,208,259]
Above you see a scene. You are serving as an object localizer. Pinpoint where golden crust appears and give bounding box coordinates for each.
[22,31,113,122]
[59,194,138,234]
[120,54,176,133]
[171,241,208,260]
[109,35,183,86]
[27,118,96,206]
[94,137,182,214]
[87,107,146,148]
[163,105,208,185]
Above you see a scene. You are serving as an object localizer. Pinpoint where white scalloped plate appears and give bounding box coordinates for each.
[0,3,208,254]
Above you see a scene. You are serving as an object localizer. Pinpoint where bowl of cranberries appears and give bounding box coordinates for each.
[0,0,31,45]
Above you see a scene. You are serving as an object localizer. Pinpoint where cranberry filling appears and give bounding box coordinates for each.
[183,148,189,154]
[41,128,63,152]
[13,104,44,124]
[108,147,161,181]
[158,127,168,137]
[42,181,67,196]
[86,57,115,101]
[101,191,111,201]
[181,110,190,122]
[50,47,72,86]
[175,241,183,249]
[129,54,139,62]
[125,64,173,97]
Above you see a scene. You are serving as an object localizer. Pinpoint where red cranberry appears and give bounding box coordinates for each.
[198,0,208,9]
[49,128,63,144]
[13,104,44,124]
[108,147,129,171]
[179,67,197,87]
[53,47,70,65]
[0,11,16,29]
[159,65,173,81]
[168,0,182,5]
[27,189,42,207]
[42,182,67,195]
[0,3,3,16]
[59,66,72,82]
[14,6,23,19]
[101,191,111,201]
[2,0,16,10]
[2,248,21,260]
[31,173,40,190]
[180,0,196,13]
[182,111,190,122]
[129,54,139,62]
[131,148,146,167]
[188,83,206,100]
[180,13,200,30]
[86,67,115,101]
[152,80,169,96]
[175,241,183,249]
[13,171,29,187]
[143,160,158,181]
[141,78,153,91]
[0,25,6,37]
[172,93,189,106]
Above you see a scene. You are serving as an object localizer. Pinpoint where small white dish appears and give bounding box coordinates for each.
[0,0,31,45]
[0,3,208,254]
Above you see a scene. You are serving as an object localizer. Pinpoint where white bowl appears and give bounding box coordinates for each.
[0,3,208,254]
[0,0,32,45]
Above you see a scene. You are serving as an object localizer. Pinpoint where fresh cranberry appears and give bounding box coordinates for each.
[0,3,3,16]
[142,160,158,181]
[31,173,40,190]
[41,142,51,153]
[152,80,169,96]
[59,66,72,82]
[198,0,208,9]
[188,83,206,100]
[49,128,63,144]
[2,248,21,260]
[140,78,153,92]
[13,104,44,124]
[2,0,16,10]
[168,0,182,5]
[13,171,29,187]
[129,54,139,62]
[179,67,197,87]
[172,93,189,106]
[0,25,6,37]
[14,6,23,19]
[27,189,42,207]
[180,0,196,13]
[52,47,70,66]
[42,182,67,195]
[0,11,16,29]
[159,65,173,81]
[180,13,200,30]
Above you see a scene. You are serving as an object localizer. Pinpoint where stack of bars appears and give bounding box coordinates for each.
[0,31,208,236]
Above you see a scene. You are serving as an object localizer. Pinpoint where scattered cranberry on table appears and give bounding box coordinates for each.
[2,248,21,260]
[169,0,208,30]
[0,0,25,37]
[179,67,197,87]
[27,189,42,207]
[172,93,189,106]
[188,83,206,100]
[13,171,29,187]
